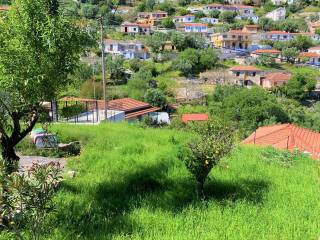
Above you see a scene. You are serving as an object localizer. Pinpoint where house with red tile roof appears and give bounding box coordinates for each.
[299,52,320,67]
[229,66,262,86]
[59,97,160,122]
[250,49,281,59]
[261,72,291,89]
[308,46,320,54]
[242,124,320,160]
[181,114,209,123]
[120,22,152,35]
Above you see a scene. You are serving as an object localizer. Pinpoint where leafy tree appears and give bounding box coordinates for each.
[211,87,289,136]
[291,35,313,52]
[0,0,90,173]
[160,17,175,29]
[174,48,218,76]
[146,32,168,55]
[219,11,237,24]
[284,73,316,100]
[209,9,220,18]
[256,54,278,68]
[80,3,99,18]
[194,11,206,19]
[159,1,176,15]
[144,89,167,109]
[174,48,199,76]
[178,120,235,197]
[106,55,127,84]
[184,34,207,49]
[199,48,219,70]
[282,47,299,64]
[127,67,154,100]
[170,31,187,51]
[258,17,274,31]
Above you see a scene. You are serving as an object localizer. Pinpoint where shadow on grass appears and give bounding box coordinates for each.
[55,162,269,239]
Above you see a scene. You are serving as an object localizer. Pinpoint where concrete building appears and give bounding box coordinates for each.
[211,30,253,50]
[265,7,286,21]
[180,23,208,33]
[200,17,219,24]
[173,15,195,23]
[104,39,149,60]
[264,31,294,41]
[261,72,291,89]
[229,65,263,86]
[120,22,152,35]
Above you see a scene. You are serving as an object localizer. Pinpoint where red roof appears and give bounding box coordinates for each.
[0,5,9,11]
[228,29,251,35]
[252,49,281,55]
[263,72,291,83]
[230,66,261,71]
[242,124,320,159]
[60,97,158,115]
[107,98,150,112]
[267,31,290,35]
[299,52,320,58]
[309,46,320,51]
[181,114,209,123]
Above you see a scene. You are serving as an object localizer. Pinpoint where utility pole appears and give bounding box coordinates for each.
[99,17,107,121]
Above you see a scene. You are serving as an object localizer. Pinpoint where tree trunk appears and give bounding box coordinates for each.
[196,180,205,199]
[1,141,20,174]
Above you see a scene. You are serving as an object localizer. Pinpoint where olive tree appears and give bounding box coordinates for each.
[178,120,235,197]
[0,0,90,174]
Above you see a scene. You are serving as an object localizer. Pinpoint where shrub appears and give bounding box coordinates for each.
[178,120,235,197]
[0,161,62,239]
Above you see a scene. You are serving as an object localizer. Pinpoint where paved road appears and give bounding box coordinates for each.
[19,155,66,171]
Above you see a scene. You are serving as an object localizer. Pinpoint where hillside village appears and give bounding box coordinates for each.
[0,0,320,239]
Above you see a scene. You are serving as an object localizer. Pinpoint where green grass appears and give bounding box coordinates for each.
[6,123,320,239]
[302,6,320,12]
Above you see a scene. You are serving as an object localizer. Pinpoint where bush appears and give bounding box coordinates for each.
[178,120,235,197]
[0,161,62,239]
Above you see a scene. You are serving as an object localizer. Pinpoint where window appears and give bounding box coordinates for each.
[236,72,240,77]
[252,72,256,77]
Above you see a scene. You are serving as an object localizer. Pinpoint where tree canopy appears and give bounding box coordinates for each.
[0,0,90,173]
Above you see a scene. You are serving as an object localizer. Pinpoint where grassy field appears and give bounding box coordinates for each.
[5,123,320,239]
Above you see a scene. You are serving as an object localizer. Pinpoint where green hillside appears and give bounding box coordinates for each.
[5,123,319,240]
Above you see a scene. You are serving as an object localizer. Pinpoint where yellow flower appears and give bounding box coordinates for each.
[205,160,209,165]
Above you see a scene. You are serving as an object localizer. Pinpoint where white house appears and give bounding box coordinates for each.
[181,23,208,33]
[173,15,195,23]
[200,17,219,24]
[308,46,320,54]
[104,40,150,60]
[265,7,286,21]
[264,31,294,41]
[299,52,320,66]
